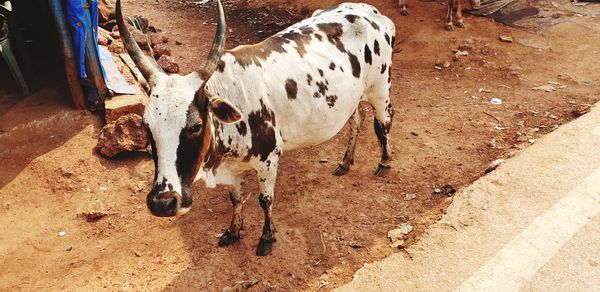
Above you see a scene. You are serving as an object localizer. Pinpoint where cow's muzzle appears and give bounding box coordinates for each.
[147,191,190,217]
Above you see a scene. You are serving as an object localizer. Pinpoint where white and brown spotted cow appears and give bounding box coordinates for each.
[117,0,396,256]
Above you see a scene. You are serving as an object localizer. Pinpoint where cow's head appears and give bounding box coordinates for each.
[117,0,242,217]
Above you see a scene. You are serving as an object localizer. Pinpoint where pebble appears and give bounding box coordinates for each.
[58,231,66,237]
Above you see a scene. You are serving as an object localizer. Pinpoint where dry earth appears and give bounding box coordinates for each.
[0,0,599,290]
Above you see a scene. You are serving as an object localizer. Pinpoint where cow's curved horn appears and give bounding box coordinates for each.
[116,0,162,84]
[196,0,226,80]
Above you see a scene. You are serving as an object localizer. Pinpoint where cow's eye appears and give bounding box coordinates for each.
[189,124,202,134]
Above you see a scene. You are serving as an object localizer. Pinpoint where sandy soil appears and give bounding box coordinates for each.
[1,0,599,290]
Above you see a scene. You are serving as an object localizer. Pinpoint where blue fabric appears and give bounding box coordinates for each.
[66,0,86,78]
[66,0,105,80]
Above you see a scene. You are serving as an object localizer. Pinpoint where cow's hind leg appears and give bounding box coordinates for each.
[256,155,279,256]
[218,178,245,246]
[333,106,365,176]
[368,87,394,177]
[398,0,409,16]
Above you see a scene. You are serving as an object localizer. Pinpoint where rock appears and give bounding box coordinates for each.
[319,158,328,163]
[104,93,146,124]
[134,250,142,257]
[109,30,121,39]
[485,159,504,174]
[58,231,66,237]
[499,35,513,43]
[152,43,171,58]
[157,55,179,73]
[79,210,110,222]
[108,42,125,54]
[454,50,469,58]
[149,33,169,46]
[222,279,260,292]
[130,28,150,50]
[387,223,413,248]
[95,114,149,158]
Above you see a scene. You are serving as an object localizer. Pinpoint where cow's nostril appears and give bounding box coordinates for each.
[148,191,179,217]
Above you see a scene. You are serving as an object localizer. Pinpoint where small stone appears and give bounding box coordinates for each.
[66,245,73,251]
[348,241,365,248]
[387,223,413,248]
[319,158,328,163]
[108,42,125,54]
[58,231,66,237]
[134,250,142,257]
[454,50,469,58]
[403,193,417,201]
[490,97,503,105]
[531,84,556,92]
[499,35,514,43]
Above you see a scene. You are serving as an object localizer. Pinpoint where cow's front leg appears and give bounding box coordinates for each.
[256,157,279,256]
[218,178,245,246]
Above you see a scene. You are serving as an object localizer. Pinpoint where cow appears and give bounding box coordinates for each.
[116,0,396,256]
[397,0,481,31]
[445,0,481,31]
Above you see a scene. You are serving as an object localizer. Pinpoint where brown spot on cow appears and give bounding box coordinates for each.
[326,95,338,108]
[348,52,361,78]
[374,40,380,56]
[384,33,390,46]
[316,22,346,52]
[381,63,387,74]
[236,121,247,136]
[364,44,372,65]
[329,62,336,70]
[345,14,359,23]
[285,78,298,100]
[316,81,328,96]
[306,74,313,85]
[217,60,225,72]
[318,69,324,77]
[245,101,277,162]
[364,17,380,31]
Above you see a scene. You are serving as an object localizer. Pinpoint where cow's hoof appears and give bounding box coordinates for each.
[218,229,240,246]
[374,163,391,177]
[332,164,350,176]
[457,21,466,28]
[256,237,276,256]
[400,9,409,16]
[445,23,454,31]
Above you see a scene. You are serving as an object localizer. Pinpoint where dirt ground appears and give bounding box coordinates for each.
[1,0,599,290]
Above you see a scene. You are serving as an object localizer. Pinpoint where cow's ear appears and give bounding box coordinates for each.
[209,97,243,123]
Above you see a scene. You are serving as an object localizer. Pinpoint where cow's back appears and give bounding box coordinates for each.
[208,2,395,151]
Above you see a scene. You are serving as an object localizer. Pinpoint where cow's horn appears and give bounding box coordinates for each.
[116,0,162,84]
[196,0,226,80]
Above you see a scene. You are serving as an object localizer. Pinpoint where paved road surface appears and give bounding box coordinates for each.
[337,104,600,291]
